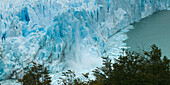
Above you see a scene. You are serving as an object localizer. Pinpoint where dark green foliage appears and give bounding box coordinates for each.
[43,68,52,85]
[59,70,87,85]
[59,70,93,85]
[90,57,113,85]
[60,44,170,85]
[59,70,76,85]
[18,62,51,85]
[99,44,169,85]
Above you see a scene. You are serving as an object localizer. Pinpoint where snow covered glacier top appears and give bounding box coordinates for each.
[0,0,169,80]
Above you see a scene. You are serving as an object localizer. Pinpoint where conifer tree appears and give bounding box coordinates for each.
[42,68,52,85]
[18,62,51,85]
[59,44,169,85]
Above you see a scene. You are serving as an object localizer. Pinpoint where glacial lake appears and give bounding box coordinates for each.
[124,10,170,58]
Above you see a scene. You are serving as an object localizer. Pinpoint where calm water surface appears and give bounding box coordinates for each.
[124,10,170,58]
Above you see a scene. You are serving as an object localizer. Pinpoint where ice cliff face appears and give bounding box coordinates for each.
[0,0,169,80]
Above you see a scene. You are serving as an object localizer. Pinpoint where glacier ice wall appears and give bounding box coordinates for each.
[0,0,169,80]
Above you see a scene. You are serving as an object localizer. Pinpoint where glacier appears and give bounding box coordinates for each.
[0,0,169,82]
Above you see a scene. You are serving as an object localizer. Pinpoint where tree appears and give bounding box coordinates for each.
[91,57,113,85]
[59,70,91,85]
[59,44,169,85]
[59,70,76,85]
[143,44,170,85]
[18,62,51,85]
[43,68,52,85]
[112,44,170,85]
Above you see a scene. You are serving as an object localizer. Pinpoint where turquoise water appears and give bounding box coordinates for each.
[124,10,170,58]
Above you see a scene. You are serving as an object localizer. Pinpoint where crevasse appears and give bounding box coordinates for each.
[0,0,169,80]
